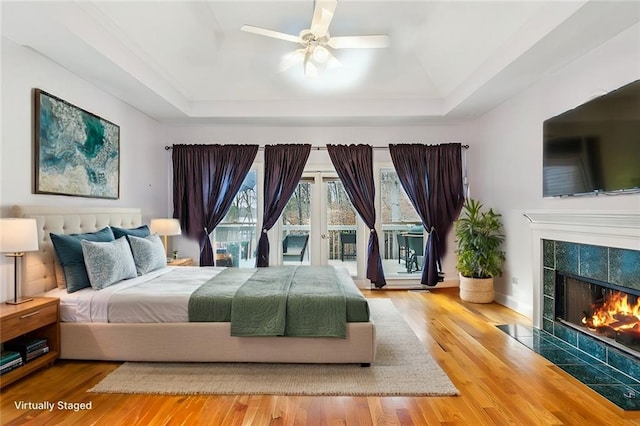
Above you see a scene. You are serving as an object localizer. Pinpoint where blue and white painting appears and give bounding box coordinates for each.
[35,90,119,199]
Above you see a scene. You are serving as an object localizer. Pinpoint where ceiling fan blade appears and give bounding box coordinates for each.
[328,35,390,49]
[303,51,318,78]
[241,25,301,44]
[279,49,306,72]
[310,0,337,36]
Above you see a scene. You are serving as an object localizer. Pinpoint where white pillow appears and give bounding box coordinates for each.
[81,237,137,290]
[127,234,167,275]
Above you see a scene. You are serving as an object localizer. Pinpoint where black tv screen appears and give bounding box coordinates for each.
[543,80,640,197]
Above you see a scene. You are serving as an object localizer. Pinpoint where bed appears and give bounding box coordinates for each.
[12,205,376,365]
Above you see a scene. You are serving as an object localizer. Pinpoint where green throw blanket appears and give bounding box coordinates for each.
[188,266,368,338]
[188,268,256,322]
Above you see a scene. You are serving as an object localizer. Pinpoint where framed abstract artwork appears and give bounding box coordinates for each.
[33,89,120,199]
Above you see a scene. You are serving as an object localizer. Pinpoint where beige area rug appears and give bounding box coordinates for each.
[89,299,459,396]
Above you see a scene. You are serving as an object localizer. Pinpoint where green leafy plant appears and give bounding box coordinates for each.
[454,199,506,279]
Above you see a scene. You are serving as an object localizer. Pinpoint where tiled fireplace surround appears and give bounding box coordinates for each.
[527,211,640,384]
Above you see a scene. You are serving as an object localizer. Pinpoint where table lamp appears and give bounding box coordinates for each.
[0,218,39,304]
[150,218,182,259]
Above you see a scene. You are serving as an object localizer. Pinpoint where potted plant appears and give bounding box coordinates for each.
[454,199,506,303]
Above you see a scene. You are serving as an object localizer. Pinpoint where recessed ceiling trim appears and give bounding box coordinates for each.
[74,1,193,104]
[444,0,588,115]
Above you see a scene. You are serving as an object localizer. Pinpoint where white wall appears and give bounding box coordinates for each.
[0,38,168,301]
[466,23,640,317]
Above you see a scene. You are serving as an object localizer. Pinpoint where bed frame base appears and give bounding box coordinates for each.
[61,321,376,364]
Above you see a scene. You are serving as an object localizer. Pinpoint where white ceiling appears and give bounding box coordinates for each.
[2,1,639,126]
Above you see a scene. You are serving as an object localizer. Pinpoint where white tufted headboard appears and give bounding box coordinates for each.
[11,206,142,296]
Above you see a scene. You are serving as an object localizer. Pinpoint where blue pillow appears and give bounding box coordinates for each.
[81,238,137,289]
[50,227,115,293]
[127,234,167,275]
[110,225,150,239]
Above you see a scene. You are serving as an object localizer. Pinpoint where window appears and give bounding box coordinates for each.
[326,179,357,268]
[213,170,257,267]
[281,180,312,264]
[379,168,423,274]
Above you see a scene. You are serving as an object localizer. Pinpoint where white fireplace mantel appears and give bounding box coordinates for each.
[524,211,640,229]
[525,210,640,328]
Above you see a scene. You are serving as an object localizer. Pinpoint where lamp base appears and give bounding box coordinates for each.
[6,297,34,305]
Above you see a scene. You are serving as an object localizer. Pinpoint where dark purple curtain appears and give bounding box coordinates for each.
[256,144,311,267]
[173,144,259,266]
[327,144,386,288]
[389,143,464,286]
[426,144,465,259]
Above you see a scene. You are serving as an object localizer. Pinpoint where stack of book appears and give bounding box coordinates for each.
[4,337,49,364]
[1,351,23,375]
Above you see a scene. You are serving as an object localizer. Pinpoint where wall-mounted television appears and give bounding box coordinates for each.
[543,79,640,197]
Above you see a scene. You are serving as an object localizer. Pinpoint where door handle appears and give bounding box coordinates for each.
[321,234,326,239]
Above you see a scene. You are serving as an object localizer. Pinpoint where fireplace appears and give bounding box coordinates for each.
[526,211,640,369]
[555,272,640,358]
[523,211,640,409]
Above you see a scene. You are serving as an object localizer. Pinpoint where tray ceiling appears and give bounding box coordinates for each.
[2,1,638,125]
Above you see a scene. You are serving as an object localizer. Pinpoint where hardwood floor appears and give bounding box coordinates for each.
[2,288,639,425]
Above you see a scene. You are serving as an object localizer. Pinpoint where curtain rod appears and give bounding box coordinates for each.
[164,144,469,151]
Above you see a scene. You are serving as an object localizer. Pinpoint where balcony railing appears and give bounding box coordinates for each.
[212,222,422,264]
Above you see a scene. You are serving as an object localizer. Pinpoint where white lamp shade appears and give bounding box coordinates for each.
[150,218,182,236]
[0,218,39,253]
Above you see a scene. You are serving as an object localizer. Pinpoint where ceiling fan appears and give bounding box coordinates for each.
[241,0,390,78]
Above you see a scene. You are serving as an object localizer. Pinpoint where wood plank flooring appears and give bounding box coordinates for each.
[2,288,639,425]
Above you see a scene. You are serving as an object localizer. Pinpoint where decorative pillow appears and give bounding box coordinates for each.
[127,234,167,275]
[111,225,150,239]
[50,227,115,293]
[81,238,137,290]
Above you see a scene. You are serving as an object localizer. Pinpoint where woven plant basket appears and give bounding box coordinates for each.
[459,276,494,303]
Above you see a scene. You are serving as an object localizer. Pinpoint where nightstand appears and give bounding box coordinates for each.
[0,297,60,388]
[168,257,193,266]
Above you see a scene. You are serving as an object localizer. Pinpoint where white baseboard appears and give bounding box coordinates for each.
[359,278,459,291]
[494,292,533,319]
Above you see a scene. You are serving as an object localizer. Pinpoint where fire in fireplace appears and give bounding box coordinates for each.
[582,291,640,350]
[555,272,640,357]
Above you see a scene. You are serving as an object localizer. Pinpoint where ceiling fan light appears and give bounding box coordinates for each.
[312,46,330,63]
[304,61,318,78]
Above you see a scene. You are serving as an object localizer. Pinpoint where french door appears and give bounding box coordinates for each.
[279,172,359,275]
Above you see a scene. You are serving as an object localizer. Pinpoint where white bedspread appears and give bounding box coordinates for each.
[45,266,223,323]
